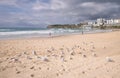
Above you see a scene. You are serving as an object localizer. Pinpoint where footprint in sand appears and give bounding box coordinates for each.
[39,67,41,70]
[78,52,82,54]
[30,66,34,69]
[92,53,97,57]
[70,57,73,60]
[30,74,34,77]
[16,68,21,74]
[62,68,65,71]
[56,73,59,76]
[92,46,95,49]
[82,71,85,74]
[16,71,21,74]
[47,67,50,70]
[1,67,6,71]
[82,54,86,58]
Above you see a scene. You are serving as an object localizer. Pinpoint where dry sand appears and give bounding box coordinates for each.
[0,31,120,78]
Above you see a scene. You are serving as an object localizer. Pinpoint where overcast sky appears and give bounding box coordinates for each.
[0,0,120,28]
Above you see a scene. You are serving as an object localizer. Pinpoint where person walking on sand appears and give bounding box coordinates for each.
[82,30,84,35]
[82,26,84,35]
[49,32,52,37]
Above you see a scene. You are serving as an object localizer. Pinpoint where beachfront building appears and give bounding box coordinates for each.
[84,18,120,28]
[105,19,120,26]
[88,21,94,26]
[114,19,120,24]
[91,18,120,27]
[92,18,106,27]
[106,19,114,25]
[97,18,106,26]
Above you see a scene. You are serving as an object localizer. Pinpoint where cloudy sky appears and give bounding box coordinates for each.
[0,0,120,28]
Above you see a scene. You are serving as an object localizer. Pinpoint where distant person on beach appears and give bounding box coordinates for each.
[82,30,84,35]
[49,32,52,37]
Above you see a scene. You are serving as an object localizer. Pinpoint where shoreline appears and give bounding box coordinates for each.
[0,29,119,41]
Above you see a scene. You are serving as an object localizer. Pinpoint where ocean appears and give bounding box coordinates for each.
[0,27,112,39]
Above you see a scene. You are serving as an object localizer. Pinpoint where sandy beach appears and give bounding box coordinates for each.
[0,31,120,78]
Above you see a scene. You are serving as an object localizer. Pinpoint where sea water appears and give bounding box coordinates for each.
[0,27,112,40]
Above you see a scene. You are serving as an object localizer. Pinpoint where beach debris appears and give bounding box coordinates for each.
[47,68,49,70]
[62,45,65,47]
[60,48,64,51]
[92,46,95,49]
[17,54,22,57]
[39,67,41,70]
[56,73,59,76]
[30,66,34,69]
[23,52,27,55]
[32,51,37,55]
[77,45,80,48]
[90,41,93,43]
[78,52,82,54]
[82,54,86,58]
[85,43,88,45]
[36,56,41,59]
[60,51,65,60]
[82,71,85,74]
[61,65,64,67]
[92,53,97,57]
[40,56,49,62]
[47,55,51,57]
[11,58,19,62]
[52,54,58,58]
[1,67,6,71]
[47,49,51,53]
[104,46,106,49]
[83,48,86,51]
[83,42,85,44]
[90,50,94,52]
[72,47,75,50]
[79,47,82,50]
[51,47,55,51]
[30,74,34,77]
[16,71,21,74]
[62,68,65,71]
[70,51,75,55]
[6,57,9,60]
[69,57,73,60]
[60,56,66,62]
[27,56,33,60]
[106,57,114,62]
[66,48,70,52]
[0,60,3,63]
[61,51,64,55]
[60,72,63,75]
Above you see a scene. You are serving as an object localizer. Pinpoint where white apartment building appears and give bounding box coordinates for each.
[97,18,120,26]
[92,18,106,26]
[88,21,94,25]
[106,19,120,24]
[87,18,120,27]
[114,19,120,24]
[106,19,114,25]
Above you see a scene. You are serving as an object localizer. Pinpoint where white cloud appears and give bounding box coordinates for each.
[50,0,67,10]
[32,0,67,11]
[80,2,120,15]
[32,0,49,10]
[0,0,18,7]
